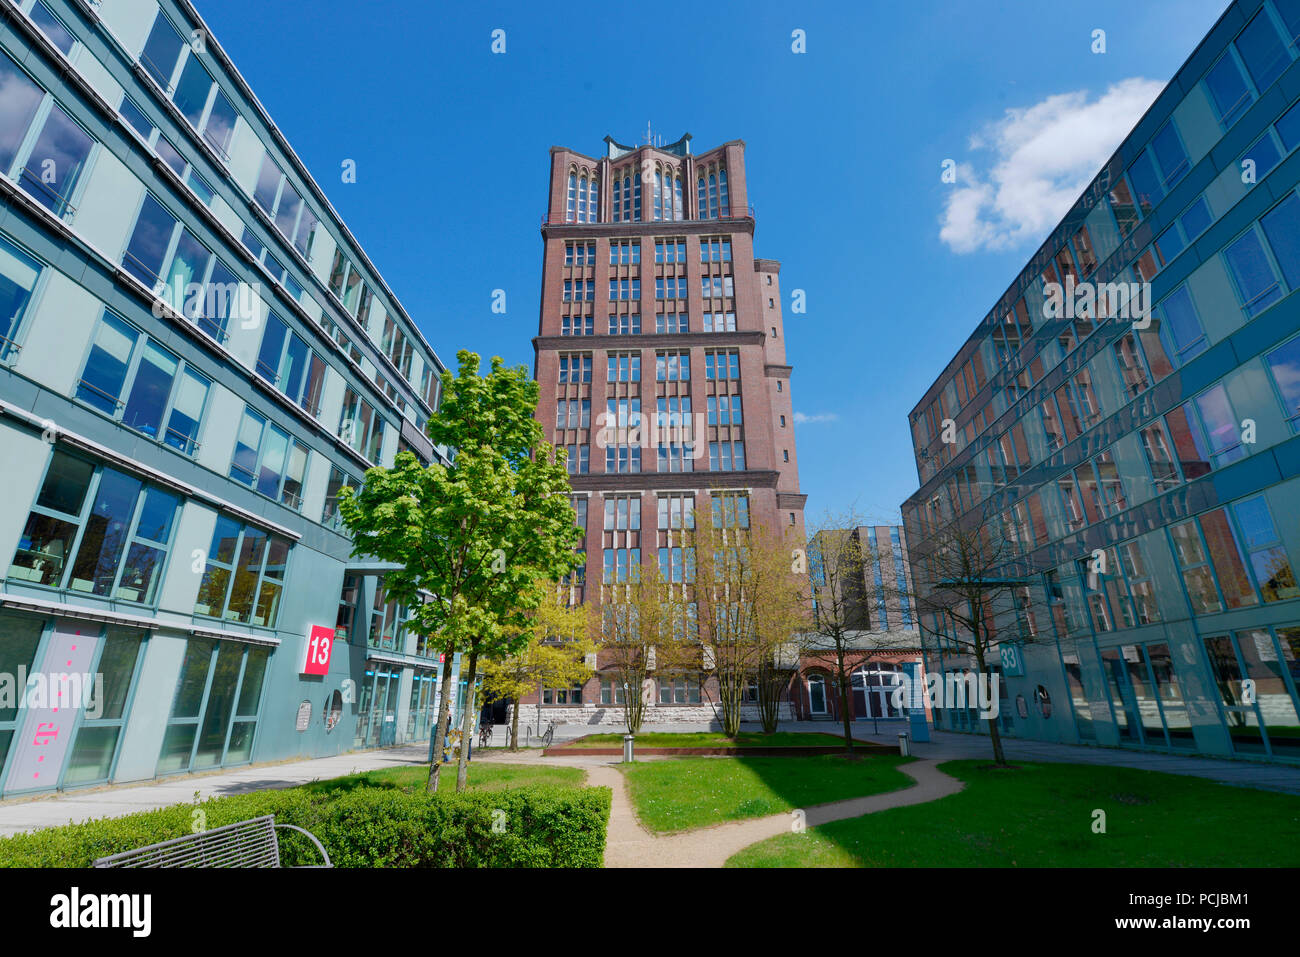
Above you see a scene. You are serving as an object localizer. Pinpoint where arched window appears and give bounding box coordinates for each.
[673,175,683,220]
[612,176,621,222]
[719,169,729,217]
[653,170,663,221]
[577,175,587,223]
[708,173,718,219]
[622,172,632,221]
[632,170,641,222]
[566,172,576,222]
[697,176,707,219]
[587,174,598,222]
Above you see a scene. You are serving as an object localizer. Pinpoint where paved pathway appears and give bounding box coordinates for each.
[475,747,965,867]
[0,746,432,838]
[598,758,962,868]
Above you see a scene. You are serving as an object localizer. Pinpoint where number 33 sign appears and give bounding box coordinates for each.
[301,625,335,676]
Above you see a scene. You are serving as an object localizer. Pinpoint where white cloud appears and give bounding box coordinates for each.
[940,78,1164,254]
[793,412,838,424]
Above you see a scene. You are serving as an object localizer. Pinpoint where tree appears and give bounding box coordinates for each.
[907,503,1035,767]
[800,510,894,754]
[688,499,808,736]
[594,562,688,735]
[338,350,581,792]
[478,581,594,750]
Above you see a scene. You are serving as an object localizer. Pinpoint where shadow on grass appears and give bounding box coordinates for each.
[616,742,918,834]
[725,758,1300,867]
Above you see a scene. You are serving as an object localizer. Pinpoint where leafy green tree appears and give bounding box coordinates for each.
[339,350,581,792]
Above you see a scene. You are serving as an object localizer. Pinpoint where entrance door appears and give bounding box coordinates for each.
[807,675,827,716]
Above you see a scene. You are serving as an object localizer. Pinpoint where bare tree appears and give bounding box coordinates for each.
[593,562,687,735]
[907,503,1037,766]
[688,499,808,736]
[800,511,879,755]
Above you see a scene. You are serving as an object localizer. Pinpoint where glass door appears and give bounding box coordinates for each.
[1204,631,1300,758]
[807,674,827,715]
[157,639,271,774]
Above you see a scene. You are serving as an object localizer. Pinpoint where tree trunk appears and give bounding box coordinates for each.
[837,644,854,754]
[509,695,520,752]
[455,649,480,792]
[973,635,1006,767]
[425,644,457,793]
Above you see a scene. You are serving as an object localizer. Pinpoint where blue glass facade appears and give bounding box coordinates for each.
[0,0,462,797]
[902,0,1300,762]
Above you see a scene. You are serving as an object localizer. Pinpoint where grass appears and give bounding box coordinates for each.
[619,754,914,832]
[300,761,586,796]
[726,760,1300,867]
[562,732,849,749]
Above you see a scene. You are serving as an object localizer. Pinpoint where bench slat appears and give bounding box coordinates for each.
[94,815,282,868]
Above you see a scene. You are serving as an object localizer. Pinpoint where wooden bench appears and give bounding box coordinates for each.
[92,815,332,868]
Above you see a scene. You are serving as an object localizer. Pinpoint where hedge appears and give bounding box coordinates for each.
[0,783,611,868]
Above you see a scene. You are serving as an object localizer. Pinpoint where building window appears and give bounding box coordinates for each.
[607,352,641,382]
[322,465,355,529]
[75,312,211,456]
[559,354,592,383]
[256,313,327,416]
[156,639,271,773]
[608,314,640,335]
[605,443,641,474]
[194,517,290,627]
[8,450,180,604]
[656,351,690,381]
[565,445,589,474]
[658,676,701,704]
[542,685,584,705]
[562,315,594,336]
[706,395,742,426]
[229,407,309,508]
[708,441,746,471]
[656,313,688,333]
[0,234,41,360]
[339,388,386,462]
[599,678,627,705]
[704,350,740,380]
[602,547,640,583]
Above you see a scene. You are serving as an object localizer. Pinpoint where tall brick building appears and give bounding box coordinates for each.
[523,131,806,727]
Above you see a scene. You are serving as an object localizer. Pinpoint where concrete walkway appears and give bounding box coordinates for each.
[467,746,964,867]
[0,745,432,838]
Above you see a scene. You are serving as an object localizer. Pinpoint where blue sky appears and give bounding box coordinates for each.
[198,0,1229,523]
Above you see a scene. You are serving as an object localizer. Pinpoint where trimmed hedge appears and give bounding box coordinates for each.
[0,783,611,868]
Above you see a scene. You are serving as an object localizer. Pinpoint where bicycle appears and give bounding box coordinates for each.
[478,723,493,748]
[533,720,556,748]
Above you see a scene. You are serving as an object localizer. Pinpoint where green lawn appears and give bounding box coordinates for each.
[564,732,849,749]
[726,760,1300,867]
[301,761,586,796]
[620,754,914,832]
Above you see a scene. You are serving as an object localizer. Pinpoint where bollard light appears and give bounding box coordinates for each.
[898,732,910,757]
[623,734,634,763]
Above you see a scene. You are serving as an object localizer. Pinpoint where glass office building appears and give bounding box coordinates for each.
[0,0,461,798]
[902,0,1300,762]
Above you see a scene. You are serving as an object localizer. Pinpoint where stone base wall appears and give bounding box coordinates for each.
[504,704,769,728]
